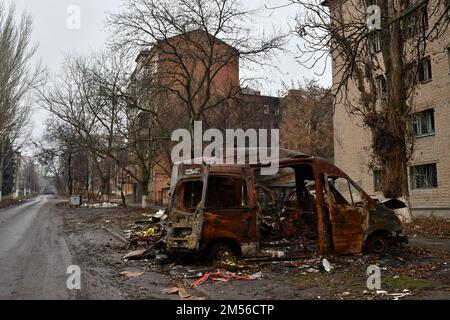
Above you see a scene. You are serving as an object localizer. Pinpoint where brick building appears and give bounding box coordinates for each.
[331,1,450,216]
[129,29,282,205]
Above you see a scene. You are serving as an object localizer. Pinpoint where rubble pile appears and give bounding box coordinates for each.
[123,210,167,247]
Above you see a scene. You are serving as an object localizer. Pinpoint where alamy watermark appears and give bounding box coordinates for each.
[367,5,382,30]
[366,265,382,290]
[66,265,81,290]
[67,5,81,30]
[171,122,280,175]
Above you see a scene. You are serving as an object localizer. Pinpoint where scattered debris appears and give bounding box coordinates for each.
[154,209,168,221]
[122,249,148,260]
[88,202,119,208]
[322,258,333,272]
[161,287,205,300]
[404,217,450,239]
[191,270,257,287]
[125,210,167,245]
[389,289,413,300]
[136,226,160,238]
[250,271,264,279]
[373,289,413,300]
[376,290,388,295]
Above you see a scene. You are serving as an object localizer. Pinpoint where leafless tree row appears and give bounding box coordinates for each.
[0,1,45,202]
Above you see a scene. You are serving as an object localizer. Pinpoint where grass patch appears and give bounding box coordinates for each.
[286,270,350,296]
[383,276,438,291]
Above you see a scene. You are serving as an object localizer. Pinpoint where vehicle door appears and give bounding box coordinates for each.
[166,165,209,251]
[202,168,258,253]
[324,175,368,254]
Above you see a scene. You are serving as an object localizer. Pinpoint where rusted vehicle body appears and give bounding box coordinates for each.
[164,150,407,259]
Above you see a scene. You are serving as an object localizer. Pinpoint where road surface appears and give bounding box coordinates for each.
[0,196,77,300]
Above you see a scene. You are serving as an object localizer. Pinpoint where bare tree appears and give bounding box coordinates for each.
[0,1,44,202]
[288,0,450,221]
[280,79,334,159]
[40,53,125,201]
[40,52,167,207]
[35,117,80,196]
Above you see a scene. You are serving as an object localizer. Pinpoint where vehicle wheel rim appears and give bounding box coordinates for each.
[215,248,232,261]
[372,238,387,254]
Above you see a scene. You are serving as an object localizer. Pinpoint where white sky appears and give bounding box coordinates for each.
[6,0,332,141]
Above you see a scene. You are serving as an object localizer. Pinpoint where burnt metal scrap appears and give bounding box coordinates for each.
[162,149,407,260]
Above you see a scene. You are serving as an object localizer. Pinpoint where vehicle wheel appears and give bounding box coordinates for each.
[366,233,390,255]
[210,242,236,262]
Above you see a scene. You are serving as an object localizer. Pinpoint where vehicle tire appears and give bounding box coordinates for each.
[366,233,390,255]
[210,241,237,262]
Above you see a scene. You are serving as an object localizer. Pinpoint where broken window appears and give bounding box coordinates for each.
[205,176,248,209]
[377,75,387,97]
[176,180,203,212]
[410,164,438,189]
[328,177,363,206]
[369,31,381,54]
[328,177,352,205]
[419,57,432,82]
[413,109,435,137]
[403,5,428,38]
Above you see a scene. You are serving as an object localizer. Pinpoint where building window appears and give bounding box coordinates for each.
[377,75,387,97]
[404,6,428,38]
[263,105,270,115]
[413,109,435,137]
[369,32,381,54]
[410,164,438,189]
[374,170,382,192]
[419,57,432,82]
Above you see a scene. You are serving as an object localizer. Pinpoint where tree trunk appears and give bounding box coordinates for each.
[375,0,412,223]
[120,186,127,207]
[101,177,110,202]
[141,183,149,209]
[67,153,73,195]
[140,171,151,209]
[0,141,4,203]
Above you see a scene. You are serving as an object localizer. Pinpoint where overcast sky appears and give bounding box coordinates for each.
[6,0,332,141]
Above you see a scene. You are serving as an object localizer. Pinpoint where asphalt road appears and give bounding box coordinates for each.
[0,196,77,300]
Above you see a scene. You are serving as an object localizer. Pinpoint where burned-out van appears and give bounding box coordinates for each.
[164,150,407,260]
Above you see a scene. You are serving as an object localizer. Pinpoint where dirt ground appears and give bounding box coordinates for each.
[58,203,450,300]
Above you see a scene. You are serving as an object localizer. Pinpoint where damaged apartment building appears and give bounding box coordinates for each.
[330,0,450,217]
[128,29,332,205]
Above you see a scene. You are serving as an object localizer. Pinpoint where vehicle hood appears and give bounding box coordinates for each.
[367,202,403,235]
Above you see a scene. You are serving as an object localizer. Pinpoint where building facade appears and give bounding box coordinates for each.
[129,29,282,205]
[332,1,450,216]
